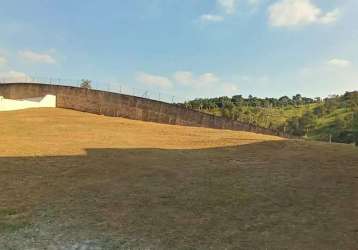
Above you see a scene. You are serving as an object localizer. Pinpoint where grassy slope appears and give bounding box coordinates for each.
[310,108,354,140]
[0,108,280,157]
[0,108,357,249]
[208,103,317,129]
[211,103,354,141]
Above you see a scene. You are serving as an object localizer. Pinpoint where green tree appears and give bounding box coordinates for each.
[80,79,92,89]
[353,111,358,130]
[278,96,291,107]
[334,116,346,133]
[292,94,302,106]
[324,96,339,113]
[287,116,304,136]
[300,111,317,136]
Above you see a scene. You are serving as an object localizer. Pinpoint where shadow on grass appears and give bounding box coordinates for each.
[0,140,357,249]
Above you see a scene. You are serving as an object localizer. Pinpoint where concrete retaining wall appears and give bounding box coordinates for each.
[0,94,56,111]
[0,83,284,137]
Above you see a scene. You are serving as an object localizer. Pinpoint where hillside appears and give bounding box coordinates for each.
[0,108,357,249]
[184,91,358,144]
[0,108,280,156]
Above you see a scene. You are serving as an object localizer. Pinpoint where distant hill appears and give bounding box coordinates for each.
[183,91,358,145]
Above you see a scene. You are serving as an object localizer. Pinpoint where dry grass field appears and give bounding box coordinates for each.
[0,108,357,249]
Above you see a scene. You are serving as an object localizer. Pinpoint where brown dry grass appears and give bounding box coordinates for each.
[0,108,282,157]
[0,108,357,249]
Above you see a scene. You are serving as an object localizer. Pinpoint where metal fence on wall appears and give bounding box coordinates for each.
[0,76,181,104]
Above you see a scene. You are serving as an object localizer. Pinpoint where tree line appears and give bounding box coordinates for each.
[184,94,318,110]
[183,92,358,145]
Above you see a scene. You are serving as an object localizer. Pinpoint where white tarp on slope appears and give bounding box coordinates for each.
[0,95,56,111]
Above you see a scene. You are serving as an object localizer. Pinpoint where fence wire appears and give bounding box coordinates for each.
[0,76,180,104]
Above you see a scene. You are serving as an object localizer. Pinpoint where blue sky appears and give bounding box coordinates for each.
[0,0,357,101]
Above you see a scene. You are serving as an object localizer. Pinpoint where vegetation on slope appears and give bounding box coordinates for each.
[183,91,358,145]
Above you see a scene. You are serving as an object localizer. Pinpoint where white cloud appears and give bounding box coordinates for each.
[248,0,260,6]
[268,0,339,27]
[174,71,220,87]
[0,70,32,82]
[198,0,259,23]
[0,56,7,65]
[198,73,220,84]
[18,50,56,64]
[173,71,239,96]
[218,0,237,14]
[326,58,352,68]
[173,71,194,85]
[135,71,240,98]
[319,9,340,24]
[200,14,224,22]
[218,0,259,12]
[136,72,172,89]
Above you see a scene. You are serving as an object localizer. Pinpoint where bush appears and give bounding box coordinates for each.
[80,79,92,89]
[332,131,358,146]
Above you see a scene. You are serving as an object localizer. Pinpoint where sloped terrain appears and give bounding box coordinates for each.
[0,108,357,249]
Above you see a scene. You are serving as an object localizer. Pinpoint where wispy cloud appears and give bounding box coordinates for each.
[248,0,260,7]
[326,58,352,68]
[18,50,56,64]
[319,9,340,24]
[135,71,240,98]
[136,72,173,89]
[0,70,31,82]
[268,0,340,27]
[174,71,220,87]
[200,14,224,23]
[0,56,7,65]
[217,0,237,15]
[198,0,259,24]
[173,71,239,96]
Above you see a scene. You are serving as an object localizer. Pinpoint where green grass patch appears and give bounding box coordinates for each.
[0,208,30,233]
[0,208,18,217]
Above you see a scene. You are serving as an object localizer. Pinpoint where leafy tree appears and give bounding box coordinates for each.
[184,91,358,143]
[334,116,347,133]
[300,111,317,135]
[278,96,292,106]
[287,116,303,136]
[232,95,244,105]
[343,91,358,111]
[353,111,358,131]
[80,79,92,89]
[324,97,340,113]
[292,94,302,106]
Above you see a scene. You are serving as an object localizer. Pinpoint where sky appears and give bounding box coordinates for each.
[0,0,357,101]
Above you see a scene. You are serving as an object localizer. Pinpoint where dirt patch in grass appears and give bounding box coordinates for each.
[0,108,357,249]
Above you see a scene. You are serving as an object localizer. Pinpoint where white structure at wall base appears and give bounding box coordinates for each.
[0,95,56,111]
